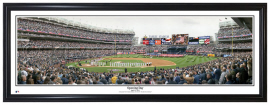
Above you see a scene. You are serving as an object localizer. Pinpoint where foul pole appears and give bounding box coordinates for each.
[115,34,116,55]
[231,25,233,56]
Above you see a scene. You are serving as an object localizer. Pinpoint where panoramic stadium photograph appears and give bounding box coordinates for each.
[16,16,253,85]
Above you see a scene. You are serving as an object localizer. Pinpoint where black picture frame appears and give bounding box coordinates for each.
[3,3,267,102]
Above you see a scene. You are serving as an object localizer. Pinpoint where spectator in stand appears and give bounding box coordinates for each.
[43,77,50,84]
[68,78,77,85]
[167,76,177,84]
[111,75,117,84]
[193,71,200,84]
[183,71,194,84]
[26,74,34,84]
[207,73,215,84]
[178,75,187,84]
[61,74,69,84]
[48,76,57,84]
[116,77,124,84]
[36,76,44,84]
[199,69,206,84]
[225,74,233,84]
[214,65,221,84]
[219,67,227,84]
[173,73,180,84]
[100,75,108,84]
[19,75,27,84]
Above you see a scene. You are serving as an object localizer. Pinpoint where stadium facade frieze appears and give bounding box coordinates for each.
[17,47,130,50]
[17,30,133,43]
[17,33,132,45]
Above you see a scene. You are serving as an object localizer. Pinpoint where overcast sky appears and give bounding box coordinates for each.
[60,16,233,42]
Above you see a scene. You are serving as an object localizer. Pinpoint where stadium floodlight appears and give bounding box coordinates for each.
[38,17,50,20]
[67,20,73,26]
[49,17,59,22]
[74,22,81,27]
[95,27,102,33]
[125,30,129,34]
[112,29,117,34]
[97,27,102,33]
[128,30,133,34]
[105,28,111,33]
[109,29,114,33]
[81,23,88,30]
[87,25,93,31]
[91,26,97,32]
[119,29,124,34]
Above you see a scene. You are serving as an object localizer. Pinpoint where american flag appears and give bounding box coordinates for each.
[180,37,184,43]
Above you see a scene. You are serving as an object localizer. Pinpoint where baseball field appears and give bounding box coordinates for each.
[66,54,218,73]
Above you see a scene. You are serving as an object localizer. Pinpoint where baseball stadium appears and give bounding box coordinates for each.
[17,16,253,85]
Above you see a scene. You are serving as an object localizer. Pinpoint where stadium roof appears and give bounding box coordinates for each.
[232,17,252,33]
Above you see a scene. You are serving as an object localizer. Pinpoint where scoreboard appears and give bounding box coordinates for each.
[143,38,171,45]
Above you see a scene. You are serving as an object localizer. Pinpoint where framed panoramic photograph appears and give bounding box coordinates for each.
[3,3,267,102]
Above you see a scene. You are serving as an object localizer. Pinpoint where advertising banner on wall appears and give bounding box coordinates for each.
[199,36,210,39]
[161,38,172,45]
[155,40,161,45]
[188,42,199,45]
[188,37,199,45]
[199,39,205,44]
[149,40,155,45]
[199,39,210,44]
[143,40,149,45]
[199,36,210,44]
[207,54,215,57]
[204,39,210,44]
[223,54,231,57]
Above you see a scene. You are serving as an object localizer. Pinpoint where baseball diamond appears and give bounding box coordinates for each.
[66,54,218,73]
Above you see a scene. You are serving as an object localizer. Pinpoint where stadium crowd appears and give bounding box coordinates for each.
[216,42,252,48]
[217,27,251,37]
[218,36,252,40]
[17,50,252,85]
[18,19,134,41]
[17,50,127,71]
[18,40,131,48]
[187,46,215,53]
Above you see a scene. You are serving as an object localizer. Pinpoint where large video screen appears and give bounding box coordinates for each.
[172,34,189,45]
[188,37,199,45]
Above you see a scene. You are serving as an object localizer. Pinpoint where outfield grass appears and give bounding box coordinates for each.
[66,54,218,73]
